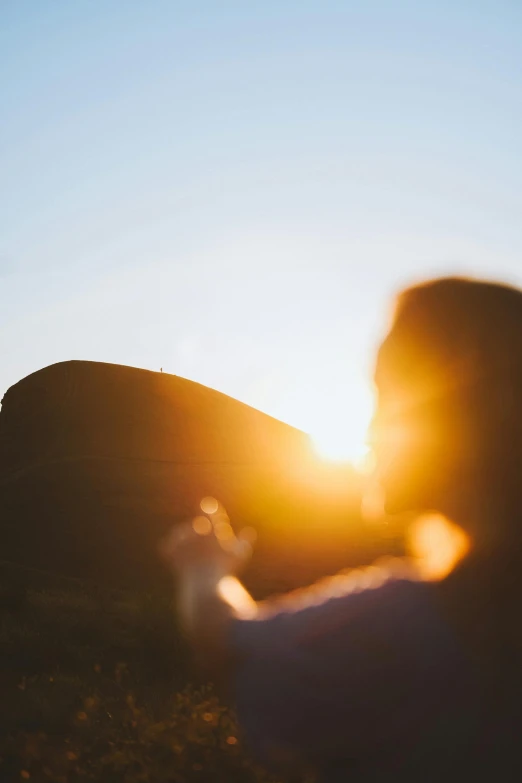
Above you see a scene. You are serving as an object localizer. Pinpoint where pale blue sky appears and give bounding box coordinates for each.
[1,1,521,457]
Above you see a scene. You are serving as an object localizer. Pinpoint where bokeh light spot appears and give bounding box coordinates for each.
[408,514,470,580]
[214,521,234,541]
[192,516,212,536]
[200,496,219,514]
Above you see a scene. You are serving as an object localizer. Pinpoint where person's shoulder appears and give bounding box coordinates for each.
[257,558,426,619]
[232,560,434,656]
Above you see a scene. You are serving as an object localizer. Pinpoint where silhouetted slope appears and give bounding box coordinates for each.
[0,361,315,474]
[0,361,371,590]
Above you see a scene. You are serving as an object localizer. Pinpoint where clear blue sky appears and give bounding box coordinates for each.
[1,1,521,456]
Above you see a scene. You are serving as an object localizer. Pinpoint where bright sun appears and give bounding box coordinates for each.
[310,378,375,467]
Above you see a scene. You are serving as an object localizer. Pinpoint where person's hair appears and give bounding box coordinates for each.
[387,275,522,533]
[386,275,522,710]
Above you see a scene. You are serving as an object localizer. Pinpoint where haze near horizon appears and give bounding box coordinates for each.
[1,1,521,461]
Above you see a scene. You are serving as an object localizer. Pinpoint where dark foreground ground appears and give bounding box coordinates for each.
[0,518,404,782]
[0,363,406,781]
[0,561,299,783]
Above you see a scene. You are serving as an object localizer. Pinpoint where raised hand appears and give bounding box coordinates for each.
[159,498,255,580]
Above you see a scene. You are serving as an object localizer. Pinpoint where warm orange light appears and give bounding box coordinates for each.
[217,576,257,618]
[192,516,212,536]
[214,520,234,541]
[240,526,257,546]
[408,514,470,580]
[200,496,219,515]
[310,376,374,466]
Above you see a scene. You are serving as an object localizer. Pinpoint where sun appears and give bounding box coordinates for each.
[310,379,374,468]
[312,418,370,466]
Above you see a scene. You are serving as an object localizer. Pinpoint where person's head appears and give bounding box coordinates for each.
[371,276,522,547]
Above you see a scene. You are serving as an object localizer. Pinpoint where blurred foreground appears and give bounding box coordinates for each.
[0,362,407,780]
[0,561,285,782]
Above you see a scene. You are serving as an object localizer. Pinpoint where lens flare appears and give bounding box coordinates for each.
[310,376,374,466]
[214,521,234,541]
[218,576,257,618]
[408,514,470,580]
[200,496,219,515]
[192,516,212,536]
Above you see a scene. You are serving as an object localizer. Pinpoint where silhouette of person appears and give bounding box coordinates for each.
[162,277,522,782]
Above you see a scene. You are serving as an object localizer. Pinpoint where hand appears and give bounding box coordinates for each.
[160,501,258,656]
[160,501,254,580]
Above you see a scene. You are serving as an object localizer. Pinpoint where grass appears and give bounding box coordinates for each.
[0,565,290,783]
[0,520,404,782]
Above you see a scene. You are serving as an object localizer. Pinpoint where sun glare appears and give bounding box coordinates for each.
[311,378,375,468]
[408,515,471,580]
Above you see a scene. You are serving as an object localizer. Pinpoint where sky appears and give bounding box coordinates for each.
[1,0,521,460]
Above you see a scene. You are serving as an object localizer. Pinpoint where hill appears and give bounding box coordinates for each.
[0,361,376,593]
[0,361,405,781]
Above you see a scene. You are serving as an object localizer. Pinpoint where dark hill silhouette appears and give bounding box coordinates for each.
[0,361,387,592]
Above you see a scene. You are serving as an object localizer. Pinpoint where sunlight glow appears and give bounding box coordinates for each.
[408,514,470,581]
[200,496,219,515]
[311,377,375,467]
[218,576,258,619]
[192,516,212,536]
